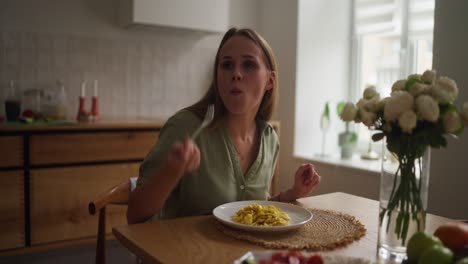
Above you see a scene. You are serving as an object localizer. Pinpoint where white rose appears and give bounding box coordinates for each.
[430,77,458,104]
[384,91,414,122]
[360,109,376,127]
[391,79,406,93]
[364,95,381,112]
[443,111,462,133]
[421,70,436,83]
[398,110,417,134]
[409,82,428,96]
[378,97,389,112]
[462,101,468,125]
[363,85,377,99]
[341,102,358,122]
[428,85,452,104]
[357,98,367,109]
[415,95,440,122]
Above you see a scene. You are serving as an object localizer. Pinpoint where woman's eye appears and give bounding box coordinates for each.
[221,61,233,70]
[243,61,257,70]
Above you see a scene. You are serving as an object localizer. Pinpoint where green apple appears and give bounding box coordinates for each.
[407,231,442,263]
[418,244,453,264]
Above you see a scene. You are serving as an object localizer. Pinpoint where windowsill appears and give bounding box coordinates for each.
[295,152,382,175]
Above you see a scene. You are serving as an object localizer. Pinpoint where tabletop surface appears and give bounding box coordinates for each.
[112,192,451,264]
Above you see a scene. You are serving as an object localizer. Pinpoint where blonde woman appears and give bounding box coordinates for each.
[127,28,321,224]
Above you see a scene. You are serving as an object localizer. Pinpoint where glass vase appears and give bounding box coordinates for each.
[377,143,431,263]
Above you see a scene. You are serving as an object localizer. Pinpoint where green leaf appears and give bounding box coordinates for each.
[350,132,358,143]
[440,103,458,116]
[372,132,385,142]
[453,124,464,135]
[405,77,420,92]
[337,101,345,117]
[323,102,330,119]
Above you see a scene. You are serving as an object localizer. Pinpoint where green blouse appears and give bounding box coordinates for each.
[137,110,279,220]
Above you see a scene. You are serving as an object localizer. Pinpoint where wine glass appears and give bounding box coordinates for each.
[319,102,330,157]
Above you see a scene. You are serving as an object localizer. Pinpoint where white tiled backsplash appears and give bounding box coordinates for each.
[0,31,220,120]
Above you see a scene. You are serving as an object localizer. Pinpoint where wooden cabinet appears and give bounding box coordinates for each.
[120,0,229,33]
[0,136,23,167]
[30,163,139,245]
[0,122,161,253]
[30,132,157,165]
[0,134,25,251]
[0,171,25,250]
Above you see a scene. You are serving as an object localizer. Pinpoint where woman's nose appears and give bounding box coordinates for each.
[232,70,242,81]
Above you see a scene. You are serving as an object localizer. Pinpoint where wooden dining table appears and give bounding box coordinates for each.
[112,192,451,263]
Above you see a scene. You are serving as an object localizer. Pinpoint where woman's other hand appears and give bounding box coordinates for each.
[289,163,321,200]
[166,137,201,175]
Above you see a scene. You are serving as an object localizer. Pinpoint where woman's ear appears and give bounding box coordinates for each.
[266,71,277,90]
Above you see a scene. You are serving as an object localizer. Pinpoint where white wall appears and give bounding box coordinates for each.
[0,0,222,120]
[257,0,300,192]
[228,0,261,29]
[428,0,468,219]
[258,0,380,201]
[295,0,351,159]
[0,0,257,120]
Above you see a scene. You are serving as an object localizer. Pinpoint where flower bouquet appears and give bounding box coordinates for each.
[340,70,468,259]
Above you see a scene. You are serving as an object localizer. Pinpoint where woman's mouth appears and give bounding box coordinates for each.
[230,88,243,95]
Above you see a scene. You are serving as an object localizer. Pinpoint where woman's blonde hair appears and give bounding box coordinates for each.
[185,27,278,127]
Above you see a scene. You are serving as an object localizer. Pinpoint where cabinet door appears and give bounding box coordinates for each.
[125,0,229,33]
[0,136,23,167]
[0,170,25,250]
[30,131,158,165]
[30,163,139,245]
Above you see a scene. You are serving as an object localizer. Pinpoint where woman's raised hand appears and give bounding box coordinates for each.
[166,137,201,175]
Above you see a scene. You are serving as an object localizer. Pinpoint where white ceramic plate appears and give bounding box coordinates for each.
[233,251,374,264]
[212,200,313,232]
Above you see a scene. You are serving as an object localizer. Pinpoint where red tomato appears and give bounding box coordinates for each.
[271,252,289,263]
[288,251,305,264]
[306,255,324,264]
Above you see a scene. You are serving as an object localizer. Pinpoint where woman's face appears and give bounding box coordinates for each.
[216,36,275,117]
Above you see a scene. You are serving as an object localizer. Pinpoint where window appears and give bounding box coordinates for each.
[294,0,434,165]
[352,0,434,154]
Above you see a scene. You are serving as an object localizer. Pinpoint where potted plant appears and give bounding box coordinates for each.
[337,101,358,159]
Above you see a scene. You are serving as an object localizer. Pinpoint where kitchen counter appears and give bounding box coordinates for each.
[0,118,167,132]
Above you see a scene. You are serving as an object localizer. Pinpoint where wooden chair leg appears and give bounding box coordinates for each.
[96,207,106,264]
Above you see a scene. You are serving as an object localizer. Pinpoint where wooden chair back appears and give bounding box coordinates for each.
[88,178,135,264]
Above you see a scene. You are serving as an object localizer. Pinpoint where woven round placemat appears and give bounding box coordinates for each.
[214,208,366,251]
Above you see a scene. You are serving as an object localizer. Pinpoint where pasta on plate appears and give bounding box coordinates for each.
[231,203,290,226]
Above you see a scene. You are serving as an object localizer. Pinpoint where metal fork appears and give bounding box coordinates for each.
[191,104,214,140]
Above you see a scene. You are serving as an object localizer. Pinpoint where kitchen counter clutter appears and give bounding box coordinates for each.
[0,120,163,254]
